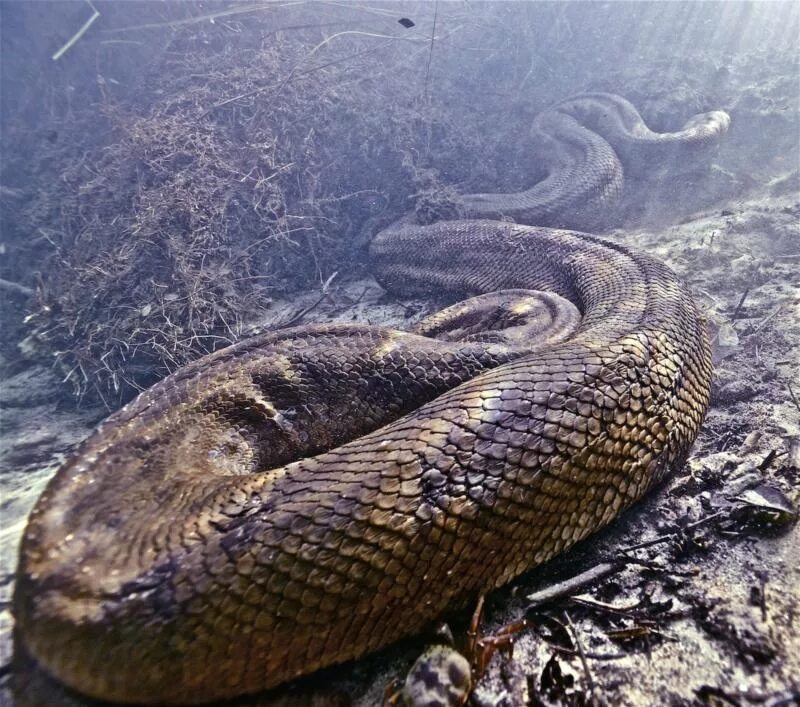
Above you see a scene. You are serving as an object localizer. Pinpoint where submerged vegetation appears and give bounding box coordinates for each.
[3,3,527,402]
[6,10,427,399]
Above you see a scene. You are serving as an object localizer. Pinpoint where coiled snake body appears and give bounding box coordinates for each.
[14,94,728,703]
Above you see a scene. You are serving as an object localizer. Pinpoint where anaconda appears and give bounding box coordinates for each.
[14,94,728,703]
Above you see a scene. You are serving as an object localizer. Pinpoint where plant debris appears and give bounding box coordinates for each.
[733,485,798,528]
[4,4,511,403]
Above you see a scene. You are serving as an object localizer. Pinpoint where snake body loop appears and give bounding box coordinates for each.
[14,94,726,703]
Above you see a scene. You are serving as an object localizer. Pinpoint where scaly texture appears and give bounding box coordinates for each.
[452,92,729,227]
[14,94,726,704]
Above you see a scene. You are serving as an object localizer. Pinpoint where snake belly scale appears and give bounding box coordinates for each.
[14,94,726,703]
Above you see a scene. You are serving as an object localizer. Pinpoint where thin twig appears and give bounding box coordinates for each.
[563,611,597,701]
[569,595,642,616]
[551,645,627,661]
[0,278,34,297]
[52,0,100,61]
[423,0,438,102]
[757,450,778,471]
[731,287,749,320]
[754,304,783,332]
[278,271,338,328]
[619,511,726,553]
[526,561,625,609]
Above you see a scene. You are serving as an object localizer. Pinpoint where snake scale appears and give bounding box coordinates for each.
[14,93,729,703]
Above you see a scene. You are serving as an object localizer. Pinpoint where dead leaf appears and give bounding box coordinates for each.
[735,484,798,526]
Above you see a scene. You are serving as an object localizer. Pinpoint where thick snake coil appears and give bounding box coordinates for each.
[14,94,728,703]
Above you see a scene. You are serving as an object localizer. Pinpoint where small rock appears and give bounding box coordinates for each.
[716,322,739,348]
[740,431,762,453]
[712,379,758,405]
[726,472,763,497]
[469,684,513,707]
[403,644,472,707]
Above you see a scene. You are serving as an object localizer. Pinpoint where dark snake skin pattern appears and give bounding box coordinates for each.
[14,94,727,703]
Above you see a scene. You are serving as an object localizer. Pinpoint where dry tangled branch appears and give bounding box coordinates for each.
[14,7,507,403]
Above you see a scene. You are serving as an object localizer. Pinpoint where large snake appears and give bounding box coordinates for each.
[14,93,728,703]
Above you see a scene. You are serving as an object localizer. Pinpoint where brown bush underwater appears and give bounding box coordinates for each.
[3,3,538,404]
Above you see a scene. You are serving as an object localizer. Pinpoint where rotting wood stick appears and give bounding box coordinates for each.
[757,450,777,471]
[526,561,625,610]
[731,287,750,320]
[620,511,726,553]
